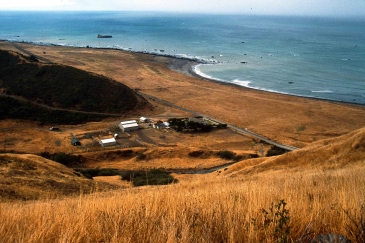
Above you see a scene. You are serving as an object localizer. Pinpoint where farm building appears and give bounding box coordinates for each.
[99,138,117,147]
[118,120,139,132]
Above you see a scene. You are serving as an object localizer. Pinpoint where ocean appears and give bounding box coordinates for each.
[1,11,364,104]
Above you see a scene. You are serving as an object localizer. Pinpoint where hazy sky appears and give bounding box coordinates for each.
[1,0,365,17]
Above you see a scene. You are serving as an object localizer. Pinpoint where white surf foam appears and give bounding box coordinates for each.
[193,64,226,82]
[232,79,251,88]
[311,90,333,93]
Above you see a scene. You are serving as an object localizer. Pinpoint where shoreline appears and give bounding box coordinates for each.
[2,39,364,107]
[166,54,365,107]
[1,40,365,148]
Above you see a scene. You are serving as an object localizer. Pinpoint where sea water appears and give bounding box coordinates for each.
[0,11,364,104]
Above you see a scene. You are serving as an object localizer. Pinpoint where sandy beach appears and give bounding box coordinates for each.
[1,41,365,148]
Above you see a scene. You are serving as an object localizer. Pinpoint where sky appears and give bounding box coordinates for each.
[1,0,365,17]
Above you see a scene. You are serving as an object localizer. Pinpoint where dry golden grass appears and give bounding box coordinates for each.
[1,42,365,242]
[224,127,365,177]
[0,127,364,242]
[0,167,363,242]
[0,153,121,202]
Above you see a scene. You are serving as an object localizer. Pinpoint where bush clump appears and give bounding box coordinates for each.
[136,152,147,161]
[75,168,120,179]
[120,169,178,187]
[218,150,236,160]
[188,150,205,157]
[266,146,287,157]
[40,152,83,166]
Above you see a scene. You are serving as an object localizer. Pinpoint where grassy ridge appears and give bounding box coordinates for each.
[0,50,148,114]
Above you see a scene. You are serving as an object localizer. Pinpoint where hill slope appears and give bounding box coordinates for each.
[224,126,365,177]
[0,50,151,116]
[0,153,120,202]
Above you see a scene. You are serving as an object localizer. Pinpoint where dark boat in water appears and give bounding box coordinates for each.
[97,34,112,38]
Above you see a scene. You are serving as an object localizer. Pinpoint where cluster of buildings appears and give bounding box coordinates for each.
[98,117,169,148]
[71,116,223,148]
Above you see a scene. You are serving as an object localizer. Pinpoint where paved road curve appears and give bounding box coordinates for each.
[138,92,298,152]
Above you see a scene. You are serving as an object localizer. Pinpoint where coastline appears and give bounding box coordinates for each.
[167,54,365,107]
[1,40,365,148]
[2,40,364,107]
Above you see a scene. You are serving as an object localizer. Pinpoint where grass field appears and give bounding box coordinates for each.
[0,166,363,242]
[0,42,364,242]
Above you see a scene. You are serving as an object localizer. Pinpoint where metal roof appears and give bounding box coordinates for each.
[120,120,137,125]
[122,123,138,128]
[100,138,116,144]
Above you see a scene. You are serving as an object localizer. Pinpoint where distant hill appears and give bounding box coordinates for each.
[0,153,120,202]
[0,50,151,123]
[224,127,365,177]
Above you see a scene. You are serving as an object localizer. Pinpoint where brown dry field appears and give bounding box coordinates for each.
[1,42,365,242]
[1,42,364,148]
[1,41,364,171]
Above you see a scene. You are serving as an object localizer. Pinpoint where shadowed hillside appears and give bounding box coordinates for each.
[0,50,151,118]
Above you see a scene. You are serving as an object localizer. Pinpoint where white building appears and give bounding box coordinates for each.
[118,120,139,132]
[99,138,117,147]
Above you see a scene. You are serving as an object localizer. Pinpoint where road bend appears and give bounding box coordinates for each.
[138,92,298,152]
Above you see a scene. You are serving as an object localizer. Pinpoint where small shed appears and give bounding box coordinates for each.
[99,138,117,147]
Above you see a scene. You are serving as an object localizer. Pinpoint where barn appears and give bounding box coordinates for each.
[99,138,117,147]
[118,120,139,132]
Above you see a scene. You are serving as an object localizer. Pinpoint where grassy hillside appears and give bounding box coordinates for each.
[0,50,150,115]
[224,126,365,177]
[0,96,109,124]
[0,153,120,202]
[0,128,364,242]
